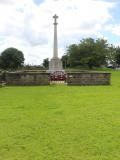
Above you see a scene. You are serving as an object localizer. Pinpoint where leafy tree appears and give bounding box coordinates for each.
[65,38,109,69]
[106,44,117,68]
[66,44,81,67]
[0,47,24,70]
[78,38,96,68]
[43,58,49,68]
[0,58,2,69]
[115,47,120,67]
[61,54,69,68]
[79,38,108,68]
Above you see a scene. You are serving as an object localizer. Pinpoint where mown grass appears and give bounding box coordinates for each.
[0,71,120,160]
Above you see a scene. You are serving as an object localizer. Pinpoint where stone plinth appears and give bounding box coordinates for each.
[49,57,63,73]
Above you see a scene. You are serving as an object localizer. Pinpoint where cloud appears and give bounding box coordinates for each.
[0,0,14,5]
[105,24,120,36]
[0,0,116,64]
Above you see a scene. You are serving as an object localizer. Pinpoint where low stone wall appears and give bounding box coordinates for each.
[5,72,50,86]
[67,72,111,85]
[0,71,111,86]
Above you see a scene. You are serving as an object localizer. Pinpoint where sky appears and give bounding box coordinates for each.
[0,0,120,65]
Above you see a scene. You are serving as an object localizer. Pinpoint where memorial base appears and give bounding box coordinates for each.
[47,57,64,73]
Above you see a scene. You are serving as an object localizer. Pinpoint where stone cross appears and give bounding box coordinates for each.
[53,14,58,58]
[53,14,58,25]
[48,14,64,72]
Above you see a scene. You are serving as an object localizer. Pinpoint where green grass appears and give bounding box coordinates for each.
[0,71,120,160]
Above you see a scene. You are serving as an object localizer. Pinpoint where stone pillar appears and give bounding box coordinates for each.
[48,14,64,73]
[53,14,58,58]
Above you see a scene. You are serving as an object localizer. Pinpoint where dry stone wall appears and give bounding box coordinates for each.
[5,72,50,86]
[0,71,111,86]
[67,72,111,85]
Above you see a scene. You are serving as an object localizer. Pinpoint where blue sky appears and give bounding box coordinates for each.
[0,0,120,64]
[33,0,44,5]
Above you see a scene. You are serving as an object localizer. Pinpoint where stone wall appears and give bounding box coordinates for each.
[67,72,111,85]
[5,72,50,86]
[0,71,111,86]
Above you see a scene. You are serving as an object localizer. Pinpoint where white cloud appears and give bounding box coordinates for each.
[0,0,14,5]
[105,24,120,36]
[0,0,115,64]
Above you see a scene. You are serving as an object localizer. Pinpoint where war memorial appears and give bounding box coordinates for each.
[0,15,111,86]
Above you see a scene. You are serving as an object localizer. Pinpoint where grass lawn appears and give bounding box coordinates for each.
[0,71,120,160]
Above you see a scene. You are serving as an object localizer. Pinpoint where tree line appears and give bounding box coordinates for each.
[61,38,120,69]
[0,38,120,70]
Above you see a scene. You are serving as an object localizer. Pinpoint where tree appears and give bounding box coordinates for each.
[78,38,96,68]
[43,58,49,68]
[66,44,81,67]
[61,54,69,68]
[0,47,24,70]
[65,38,109,69]
[106,44,117,68]
[115,47,120,67]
